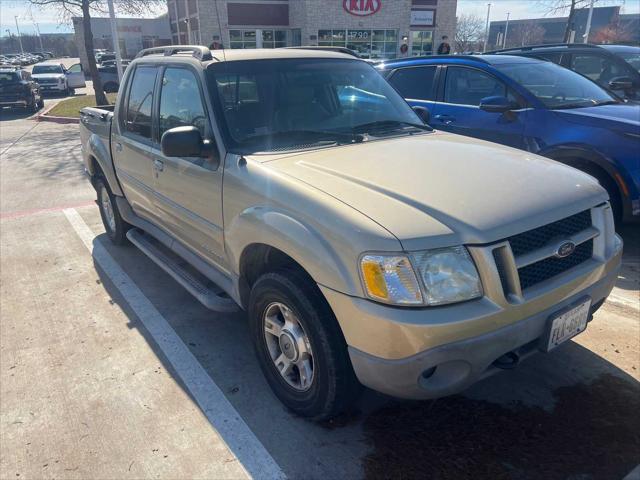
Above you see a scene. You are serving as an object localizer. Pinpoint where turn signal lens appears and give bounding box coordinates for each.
[360,255,423,305]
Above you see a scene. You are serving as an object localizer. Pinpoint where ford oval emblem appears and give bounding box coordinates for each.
[555,241,576,258]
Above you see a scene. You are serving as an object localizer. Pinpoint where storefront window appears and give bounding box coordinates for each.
[262,30,287,49]
[411,31,433,56]
[318,29,397,59]
[230,29,288,49]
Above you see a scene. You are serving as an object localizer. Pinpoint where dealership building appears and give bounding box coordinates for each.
[168,0,457,59]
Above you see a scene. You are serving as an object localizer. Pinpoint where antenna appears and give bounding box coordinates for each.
[213,0,226,62]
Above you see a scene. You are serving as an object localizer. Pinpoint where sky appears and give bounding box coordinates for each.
[0,0,639,36]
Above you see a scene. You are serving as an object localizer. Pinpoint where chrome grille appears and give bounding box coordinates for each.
[507,210,591,257]
[518,239,594,290]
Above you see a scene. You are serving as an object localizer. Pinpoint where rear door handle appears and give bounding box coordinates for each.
[114,142,122,152]
[153,159,164,172]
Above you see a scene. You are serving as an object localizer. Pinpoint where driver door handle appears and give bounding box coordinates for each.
[434,114,455,125]
[153,159,164,172]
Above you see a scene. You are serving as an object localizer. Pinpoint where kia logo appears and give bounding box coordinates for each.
[343,0,381,16]
[555,241,576,258]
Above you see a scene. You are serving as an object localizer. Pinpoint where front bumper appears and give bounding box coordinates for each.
[39,84,65,92]
[0,100,28,107]
[320,205,622,400]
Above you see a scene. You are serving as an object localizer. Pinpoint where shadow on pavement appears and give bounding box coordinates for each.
[90,228,640,480]
[616,224,640,292]
[0,107,35,121]
[362,370,639,480]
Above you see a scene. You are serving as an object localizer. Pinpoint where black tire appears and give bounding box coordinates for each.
[582,165,623,225]
[27,94,37,113]
[249,270,361,420]
[95,178,130,245]
[37,97,44,109]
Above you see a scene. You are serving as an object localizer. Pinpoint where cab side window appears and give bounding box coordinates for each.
[125,66,157,139]
[571,53,626,85]
[159,67,208,138]
[389,66,437,101]
[444,67,510,106]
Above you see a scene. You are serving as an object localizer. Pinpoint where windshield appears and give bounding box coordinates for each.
[0,72,20,83]
[32,65,63,74]
[207,58,428,153]
[618,52,640,73]
[495,61,617,109]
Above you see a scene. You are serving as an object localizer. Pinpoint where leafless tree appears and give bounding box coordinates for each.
[593,19,633,44]
[455,13,485,53]
[537,0,592,42]
[509,22,546,47]
[29,0,162,105]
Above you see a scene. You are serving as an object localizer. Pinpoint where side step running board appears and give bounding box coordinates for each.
[126,228,239,313]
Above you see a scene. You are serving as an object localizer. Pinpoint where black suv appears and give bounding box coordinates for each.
[0,67,44,112]
[489,43,640,101]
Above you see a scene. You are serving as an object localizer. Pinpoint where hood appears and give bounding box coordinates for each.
[31,73,64,80]
[553,103,640,133]
[261,132,607,250]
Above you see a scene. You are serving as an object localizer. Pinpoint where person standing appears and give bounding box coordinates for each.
[437,35,451,55]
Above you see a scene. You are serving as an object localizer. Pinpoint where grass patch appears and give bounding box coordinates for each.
[46,93,117,118]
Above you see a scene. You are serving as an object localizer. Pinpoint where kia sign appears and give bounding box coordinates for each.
[343,0,381,16]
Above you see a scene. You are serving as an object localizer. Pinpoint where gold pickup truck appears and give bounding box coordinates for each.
[80,46,622,420]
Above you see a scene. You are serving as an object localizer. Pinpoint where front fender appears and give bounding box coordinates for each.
[225,206,361,297]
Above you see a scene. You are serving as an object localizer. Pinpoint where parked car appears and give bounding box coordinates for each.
[0,67,44,111]
[31,62,86,95]
[79,46,622,419]
[379,54,640,224]
[97,61,130,93]
[489,43,640,102]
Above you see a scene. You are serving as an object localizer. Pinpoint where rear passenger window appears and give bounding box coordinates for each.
[444,67,507,106]
[389,66,437,101]
[159,67,207,138]
[125,66,157,139]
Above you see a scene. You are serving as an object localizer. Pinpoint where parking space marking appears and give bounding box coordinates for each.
[63,207,285,480]
[0,200,95,220]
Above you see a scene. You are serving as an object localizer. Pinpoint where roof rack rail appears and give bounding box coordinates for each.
[384,54,490,64]
[487,43,600,54]
[135,45,214,61]
[283,46,361,58]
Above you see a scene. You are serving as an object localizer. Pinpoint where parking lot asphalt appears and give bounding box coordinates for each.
[0,118,638,479]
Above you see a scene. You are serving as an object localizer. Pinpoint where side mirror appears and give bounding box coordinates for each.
[609,76,633,90]
[479,95,519,113]
[412,105,431,124]
[161,126,214,158]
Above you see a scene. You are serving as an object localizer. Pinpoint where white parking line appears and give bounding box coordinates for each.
[63,208,285,480]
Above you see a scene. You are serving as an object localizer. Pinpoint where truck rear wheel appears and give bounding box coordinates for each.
[96,178,130,245]
[249,270,360,420]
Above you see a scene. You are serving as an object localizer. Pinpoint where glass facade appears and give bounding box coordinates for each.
[229,29,289,49]
[318,29,398,59]
[411,31,433,56]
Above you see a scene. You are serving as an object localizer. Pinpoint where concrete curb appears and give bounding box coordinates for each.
[34,101,80,124]
[36,114,80,124]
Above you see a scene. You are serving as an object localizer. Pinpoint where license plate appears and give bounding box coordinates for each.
[542,299,591,352]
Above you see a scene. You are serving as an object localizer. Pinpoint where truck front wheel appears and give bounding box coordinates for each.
[96,178,130,245]
[249,270,360,420]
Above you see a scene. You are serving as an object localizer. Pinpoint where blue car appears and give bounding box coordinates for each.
[377,55,640,224]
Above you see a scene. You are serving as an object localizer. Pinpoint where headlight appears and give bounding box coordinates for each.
[411,246,482,306]
[360,254,423,305]
[360,246,482,307]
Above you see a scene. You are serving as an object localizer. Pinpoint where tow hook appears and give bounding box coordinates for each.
[493,351,520,370]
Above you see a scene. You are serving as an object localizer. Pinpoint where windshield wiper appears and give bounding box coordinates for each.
[351,120,432,135]
[244,129,365,144]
